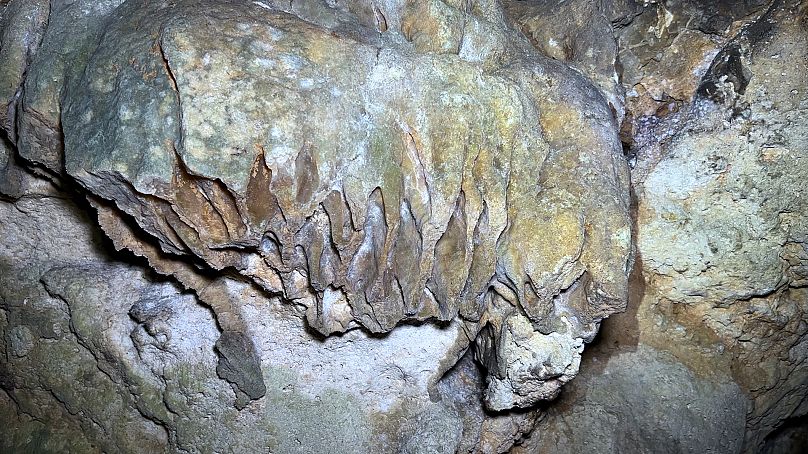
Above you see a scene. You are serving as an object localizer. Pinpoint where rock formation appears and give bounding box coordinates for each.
[1,0,806,452]
[513,1,808,452]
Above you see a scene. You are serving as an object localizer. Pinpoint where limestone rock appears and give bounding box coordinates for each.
[2,0,631,413]
[477,312,584,410]
[633,1,808,450]
[527,1,808,452]
[514,346,749,454]
[503,0,624,119]
[4,0,806,452]
[1,0,633,450]
[513,1,808,453]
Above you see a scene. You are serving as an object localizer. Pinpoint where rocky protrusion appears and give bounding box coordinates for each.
[2,0,632,412]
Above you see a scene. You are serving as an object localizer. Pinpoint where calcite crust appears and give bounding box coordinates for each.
[2,0,631,412]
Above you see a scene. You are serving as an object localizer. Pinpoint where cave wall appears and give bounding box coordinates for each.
[1,0,806,453]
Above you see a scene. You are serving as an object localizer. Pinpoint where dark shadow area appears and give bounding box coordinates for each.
[761,412,808,454]
[580,185,643,376]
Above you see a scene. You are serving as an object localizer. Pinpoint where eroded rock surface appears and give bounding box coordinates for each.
[1,0,632,451]
[517,1,808,453]
[3,0,807,452]
[634,1,808,451]
[2,0,632,412]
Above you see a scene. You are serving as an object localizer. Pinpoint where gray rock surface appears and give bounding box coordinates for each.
[515,345,749,454]
[633,1,808,451]
[1,0,631,451]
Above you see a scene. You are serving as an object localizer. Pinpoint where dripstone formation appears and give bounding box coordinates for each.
[1,0,807,453]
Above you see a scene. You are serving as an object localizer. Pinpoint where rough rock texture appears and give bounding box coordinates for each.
[2,0,808,452]
[4,0,632,412]
[1,0,631,451]
[634,1,808,451]
[515,1,808,453]
[503,0,624,118]
[516,345,749,453]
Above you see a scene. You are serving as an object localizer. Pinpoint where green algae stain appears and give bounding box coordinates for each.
[257,366,373,454]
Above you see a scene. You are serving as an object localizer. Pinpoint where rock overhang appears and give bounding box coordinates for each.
[6,0,632,411]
